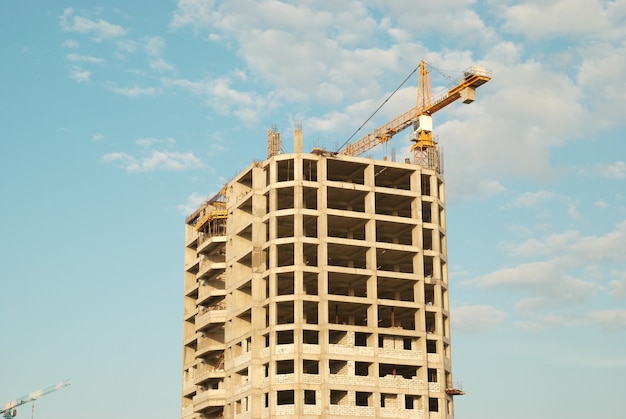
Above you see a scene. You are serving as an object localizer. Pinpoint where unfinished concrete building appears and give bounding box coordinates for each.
[181,63,491,419]
[182,119,470,419]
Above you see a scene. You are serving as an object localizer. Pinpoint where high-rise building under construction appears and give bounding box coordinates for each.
[181,62,490,419]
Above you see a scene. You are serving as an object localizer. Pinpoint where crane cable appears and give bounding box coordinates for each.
[334,63,421,154]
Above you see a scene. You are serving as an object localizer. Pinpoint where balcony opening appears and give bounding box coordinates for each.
[303,159,318,181]
[277,272,294,295]
[329,359,348,375]
[423,228,433,250]
[381,393,398,408]
[276,187,294,210]
[277,159,294,182]
[428,368,438,382]
[429,397,439,412]
[276,301,294,324]
[303,301,319,324]
[303,243,318,266]
[304,390,316,405]
[277,390,295,405]
[424,256,434,279]
[304,272,318,295]
[303,329,319,344]
[356,392,371,407]
[425,284,435,305]
[377,277,414,301]
[330,390,348,405]
[303,214,318,236]
[426,312,436,334]
[329,330,348,345]
[355,332,370,347]
[374,165,412,190]
[327,160,366,184]
[328,273,368,298]
[277,330,294,345]
[422,201,432,223]
[421,174,431,196]
[403,337,413,350]
[277,360,294,374]
[276,243,294,267]
[355,362,370,376]
[303,359,319,374]
[379,363,418,379]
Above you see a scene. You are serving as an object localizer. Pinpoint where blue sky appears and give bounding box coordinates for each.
[1,1,625,418]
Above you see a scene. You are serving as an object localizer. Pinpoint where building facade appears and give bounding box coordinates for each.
[182,149,458,418]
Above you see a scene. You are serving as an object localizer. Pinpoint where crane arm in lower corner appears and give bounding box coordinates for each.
[1,380,70,417]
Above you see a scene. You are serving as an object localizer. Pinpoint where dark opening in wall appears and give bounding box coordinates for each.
[304,390,316,405]
[356,392,371,407]
[429,397,439,412]
[277,390,294,405]
[303,359,319,374]
[276,330,294,344]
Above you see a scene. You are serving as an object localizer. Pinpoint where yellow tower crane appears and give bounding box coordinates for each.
[340,60,491,170]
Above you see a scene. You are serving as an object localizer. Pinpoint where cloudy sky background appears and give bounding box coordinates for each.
[1,1,625,418]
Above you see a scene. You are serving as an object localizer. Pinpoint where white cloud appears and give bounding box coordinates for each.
[500,0,621,40]
[467,221,626,310]
[163,76,270,123]
[451,305,506,333]
[102,150,202,173]
[116,39,139,53]
[608,272,626,299]
[597,161,626,179]
[59,8,127,40]
[62,39,80,49]
[577,43,626,128]
[107,84,162,97]
[69,66,92,83]
[92,133,105,141]
[135,137,176,148]
[510,190,556,208]
[177,192,209,215]
[587,309,626,330]
[66,53,104,64]
[595,201,609,208]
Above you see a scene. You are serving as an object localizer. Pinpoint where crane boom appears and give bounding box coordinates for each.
[1,380,70,417]
[341,61,491,161]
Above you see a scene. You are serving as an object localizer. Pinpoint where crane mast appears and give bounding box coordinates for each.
[340,60,491,171]
[1,380,70,418]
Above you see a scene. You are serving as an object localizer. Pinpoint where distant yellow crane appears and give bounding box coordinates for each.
[340,60,491,169]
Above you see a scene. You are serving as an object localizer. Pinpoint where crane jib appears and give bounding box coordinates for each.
[341,62,492,158]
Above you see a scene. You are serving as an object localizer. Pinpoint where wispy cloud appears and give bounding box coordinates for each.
[176,192,209,215]
[609,272,626,299]
[62,39,80,49]
[465,221,626,311]
[66,53,104,64]
[587,309,626,330]
[69,66,92,83]
[509,190,556,208]
[597,161,626,179]
[92,133,105,141]
[163,76,269,123]
[451,305,507,333]
[135,137,176,148]
[107,84,162,97]
[102,150,202,173]
[59,8,127,40]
